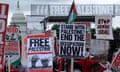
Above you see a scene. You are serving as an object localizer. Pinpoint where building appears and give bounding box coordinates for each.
[9,1,27,67]
[10,1,27,34]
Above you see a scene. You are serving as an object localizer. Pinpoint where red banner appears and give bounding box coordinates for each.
[112,51,120,71]
[0,3,9,72]
[5,42,19,53]
[0,3,9,42]
[5,27,20,55]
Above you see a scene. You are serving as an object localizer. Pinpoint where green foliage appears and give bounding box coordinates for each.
[112,28,120,48]
[113,27,120,39]
[90,28,96,39]
[51,24,59,39]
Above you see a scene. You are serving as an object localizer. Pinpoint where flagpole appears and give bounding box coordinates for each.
[71,0,74,71]
[71,0,75,72]
[66,0,77,71]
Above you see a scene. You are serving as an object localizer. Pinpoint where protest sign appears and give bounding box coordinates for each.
[0,3,9,71]
[5,27,20,67]
[6,27,19,41]
[26,34,54,72]
[0,3,9,43]
[95,16,113,40]
[59,24,86,57]
[111,50,120,71]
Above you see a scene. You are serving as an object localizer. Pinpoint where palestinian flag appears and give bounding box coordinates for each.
[11,31,21,67]
[11,56,21,67]
[11,34,22,67]
[67,1,77,24]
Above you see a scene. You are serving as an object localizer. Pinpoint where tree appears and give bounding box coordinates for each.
[108,28,120,62]
[90,28,96,39]
[51,24,59,39]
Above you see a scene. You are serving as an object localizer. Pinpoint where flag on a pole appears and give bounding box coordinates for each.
[67,1,77,24]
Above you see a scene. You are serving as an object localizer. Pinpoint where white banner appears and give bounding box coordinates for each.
[95,16,113,40]
[31,5,114,16]
[59,24,86,57]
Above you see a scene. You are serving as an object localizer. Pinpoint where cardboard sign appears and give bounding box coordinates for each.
[95,16,113,40]
[25,34,54,72]
[59,24,86,57]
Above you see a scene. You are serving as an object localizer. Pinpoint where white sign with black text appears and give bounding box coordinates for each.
[59,24,86,57]
[95,16,113,40]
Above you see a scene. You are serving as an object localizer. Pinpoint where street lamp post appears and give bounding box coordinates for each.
[40,16,47,32]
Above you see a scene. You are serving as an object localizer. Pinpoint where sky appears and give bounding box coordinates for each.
[1,0,120,28]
